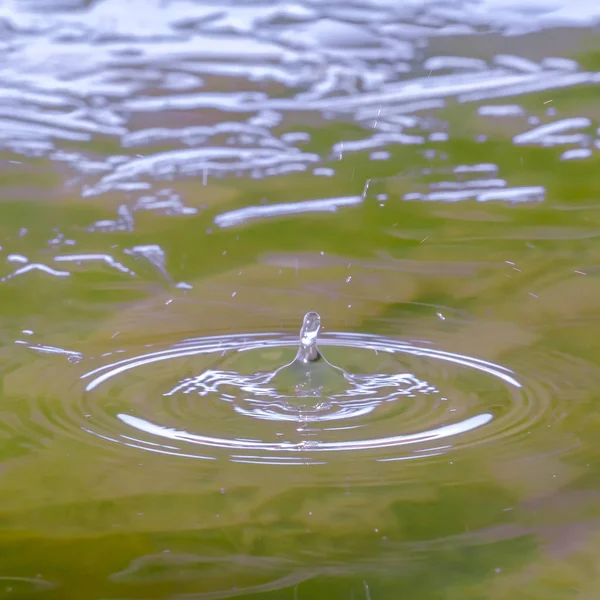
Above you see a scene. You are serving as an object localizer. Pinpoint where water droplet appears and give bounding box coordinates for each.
[296,311,321,364]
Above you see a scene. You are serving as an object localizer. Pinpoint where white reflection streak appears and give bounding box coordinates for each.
[54,253,135,275]
[120,434,179,450]
[454,163,498,173]
[230,455,311,461]
[264,71,549,112]
[1,263,70,281]
[82,334,522,391]
[101,147,319,184]
[231,459,327,466]
[7,254,28,263]
[404,186,544,204]
[82,334,270,378]
[377,452,446,462]
[513,117,592,145]
[320,337,522,387]
[214,196,363,228]
[459,72,597,104]
[477,105,526,116]
[83,346,228,391]
[414,445,452,453]
[19,343,82,360]
[494,54,541,73]
[117,412,493,452]
[416,355,518,386]
[561,148,592,160]
[83,428,215,460]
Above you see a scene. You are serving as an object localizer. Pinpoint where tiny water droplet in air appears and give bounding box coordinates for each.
[220,488,225,494]
[346,276,352,283]
[232,292,236,297]
[437,312,445,320]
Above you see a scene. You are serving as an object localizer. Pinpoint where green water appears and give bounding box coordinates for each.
[1,2,600,598]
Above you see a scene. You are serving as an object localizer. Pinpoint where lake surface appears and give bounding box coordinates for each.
[1,0,600,597]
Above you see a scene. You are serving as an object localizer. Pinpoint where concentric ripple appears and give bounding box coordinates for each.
[68,328,533,465]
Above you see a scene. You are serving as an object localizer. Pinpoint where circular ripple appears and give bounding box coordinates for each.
[69,331,533,464]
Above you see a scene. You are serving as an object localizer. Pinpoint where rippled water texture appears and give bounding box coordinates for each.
[1,0,600,598]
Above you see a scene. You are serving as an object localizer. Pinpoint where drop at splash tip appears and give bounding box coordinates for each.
[296,311,322,364]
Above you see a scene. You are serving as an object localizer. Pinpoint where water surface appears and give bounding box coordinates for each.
[1,0,600,598]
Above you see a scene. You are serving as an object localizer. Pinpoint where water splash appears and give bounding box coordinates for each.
[65,312,540,464]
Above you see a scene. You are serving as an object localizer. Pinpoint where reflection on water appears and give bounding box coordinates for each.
[1,0,600,597]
